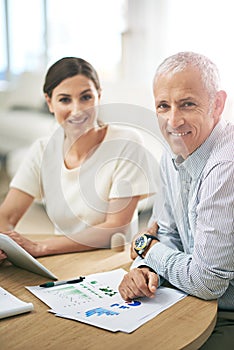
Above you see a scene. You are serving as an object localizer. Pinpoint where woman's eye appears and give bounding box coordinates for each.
[59,97,71,103]
[81,94,92,101]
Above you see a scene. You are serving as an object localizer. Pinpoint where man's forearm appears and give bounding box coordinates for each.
[147,222,158,235]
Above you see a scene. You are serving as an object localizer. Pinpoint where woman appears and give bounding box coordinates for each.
[0,57,155,258]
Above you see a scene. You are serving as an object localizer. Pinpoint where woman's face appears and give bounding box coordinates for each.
[45,74,101,135]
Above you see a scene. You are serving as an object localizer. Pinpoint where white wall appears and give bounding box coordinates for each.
[119,0,234,121]
[103,0,234,121]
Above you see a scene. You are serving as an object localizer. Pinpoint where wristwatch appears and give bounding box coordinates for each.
[134,234,158,258]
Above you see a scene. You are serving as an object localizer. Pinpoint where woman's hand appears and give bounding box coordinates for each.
[118,267,159,301]
[0,231,41,257]
[0,249,8,264]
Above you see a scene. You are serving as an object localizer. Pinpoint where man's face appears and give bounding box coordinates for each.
[153,67,219,159]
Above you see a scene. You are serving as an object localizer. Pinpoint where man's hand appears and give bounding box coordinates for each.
[118,267,159,302]
[130,222,159,260]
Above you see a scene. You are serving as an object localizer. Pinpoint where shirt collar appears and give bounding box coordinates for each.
[172,119,227,179]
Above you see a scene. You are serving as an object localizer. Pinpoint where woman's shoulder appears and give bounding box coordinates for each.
[31,124,62,151]
[30,136,50,153]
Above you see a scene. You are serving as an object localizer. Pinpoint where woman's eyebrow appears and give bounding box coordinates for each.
[80,89,92,95]
[57,93,70,96]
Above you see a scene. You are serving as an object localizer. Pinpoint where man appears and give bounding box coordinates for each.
[118,52,234,349]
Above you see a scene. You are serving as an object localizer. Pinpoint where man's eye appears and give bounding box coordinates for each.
[182,102,195,107]
[157,103,169,110]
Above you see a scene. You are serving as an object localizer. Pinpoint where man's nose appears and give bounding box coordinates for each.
[168,108,184,129]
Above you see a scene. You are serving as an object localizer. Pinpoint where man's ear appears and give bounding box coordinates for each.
[213,90,227,121]
[44,93,54,114]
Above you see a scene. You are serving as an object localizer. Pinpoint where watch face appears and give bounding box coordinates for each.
[134,234,148,251]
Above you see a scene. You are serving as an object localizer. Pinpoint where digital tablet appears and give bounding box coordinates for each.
[0,233,57,280]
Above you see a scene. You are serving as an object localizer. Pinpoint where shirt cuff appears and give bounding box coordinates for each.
[130,256,163,287]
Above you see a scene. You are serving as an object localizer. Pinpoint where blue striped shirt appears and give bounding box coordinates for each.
[138,119,234,310]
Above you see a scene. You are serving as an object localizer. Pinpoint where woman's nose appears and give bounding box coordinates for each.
[71,101,82,115]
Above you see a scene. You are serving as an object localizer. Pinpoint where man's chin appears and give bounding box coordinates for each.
[170,145,189,159]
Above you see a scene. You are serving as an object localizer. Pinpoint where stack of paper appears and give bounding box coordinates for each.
[26,269,186,333]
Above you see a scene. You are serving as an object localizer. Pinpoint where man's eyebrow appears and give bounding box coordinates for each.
[156,99,168,104]
[179,97,195,102]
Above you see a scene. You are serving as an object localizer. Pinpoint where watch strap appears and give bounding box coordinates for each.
[144,234,159,241]
[134,234,159,258]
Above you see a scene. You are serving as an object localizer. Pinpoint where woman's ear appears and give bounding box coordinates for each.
[213,90,227,121]
[44,93,54,114]
[98,88,102,100]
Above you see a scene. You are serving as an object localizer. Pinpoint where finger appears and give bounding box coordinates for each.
[118,282,131,301]
[134,273,156,298]
[118,275,140,301]
[148,272,158,296]
[119,269,153,300]
[119,272,146,301]
[137,268,158,298]
[0,249,7,259]
[119,286,137,302]
[6,231,24,246]
[7,231,19,239]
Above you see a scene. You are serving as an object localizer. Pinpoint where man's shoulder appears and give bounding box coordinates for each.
[202,122,234,178]
[211,121,234,162]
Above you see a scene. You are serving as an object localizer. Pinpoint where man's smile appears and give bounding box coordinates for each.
[168,131,191,137]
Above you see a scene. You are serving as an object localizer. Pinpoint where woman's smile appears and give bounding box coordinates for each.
[67,115,89,125]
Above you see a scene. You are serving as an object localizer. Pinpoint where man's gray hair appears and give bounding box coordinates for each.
[154,52,220,98]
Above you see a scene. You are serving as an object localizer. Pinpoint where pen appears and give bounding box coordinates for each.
[39,276,85,288]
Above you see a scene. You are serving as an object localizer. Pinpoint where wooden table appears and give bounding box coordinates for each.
[0,235,217,350]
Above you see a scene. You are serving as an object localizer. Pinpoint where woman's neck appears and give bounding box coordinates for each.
[63,125,107,169]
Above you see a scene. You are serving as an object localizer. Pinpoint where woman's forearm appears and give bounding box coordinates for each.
[0,188,34,231]
[0,213,15,232]
[38,221,129,256]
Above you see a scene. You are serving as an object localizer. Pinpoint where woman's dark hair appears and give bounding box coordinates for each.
[43,57,101,98]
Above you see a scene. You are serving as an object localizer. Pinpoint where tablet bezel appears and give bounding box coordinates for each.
[0,233,57,280]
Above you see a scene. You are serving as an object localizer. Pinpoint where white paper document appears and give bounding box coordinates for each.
[26,269,186,333]
[0,286,34,319]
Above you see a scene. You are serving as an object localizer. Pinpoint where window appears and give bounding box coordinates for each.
[1,0,126,81]
[0,0,7,80]
[2,0,45,78]
[47,0,126,79]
